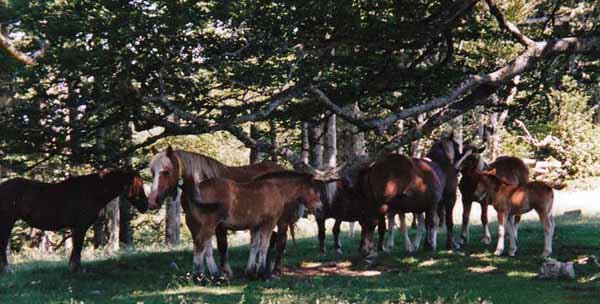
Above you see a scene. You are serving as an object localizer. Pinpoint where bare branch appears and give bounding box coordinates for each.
[0,25,48,66]
[484,0,536,47]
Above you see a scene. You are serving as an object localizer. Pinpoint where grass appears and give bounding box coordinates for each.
[1,215,599,304]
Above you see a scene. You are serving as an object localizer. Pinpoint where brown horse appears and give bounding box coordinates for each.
[471,168,563,256]
[187,171,324,282]
[148,146,284,278]
[358,135,477,255]
[459,154,529,245]
[316,177,387,256]
[0,169,148,274]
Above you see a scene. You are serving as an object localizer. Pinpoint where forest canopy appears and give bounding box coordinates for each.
[1,0,599,178]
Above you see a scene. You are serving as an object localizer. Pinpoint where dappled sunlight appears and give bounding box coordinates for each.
[506,271,537,279]
[283,260,382,277]
[467,265,498,274]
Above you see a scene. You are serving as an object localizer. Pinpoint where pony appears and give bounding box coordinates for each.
[187,171,324,282]
[458,153,529,245]
[148,146,284,278]
[0,169,147,274]
[471,168,564,256]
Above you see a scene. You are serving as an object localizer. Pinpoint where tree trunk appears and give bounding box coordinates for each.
[269,120,278,162]
[301,122,310,164]
[165,195,182,247]
[323,114,337,169]
[249,124,261,164]
[309,120,324,169]
[351,103,366,157]
[119,122,133,248]
[449,115,464,151]
[410,114,426,157]
[105,197,120,253]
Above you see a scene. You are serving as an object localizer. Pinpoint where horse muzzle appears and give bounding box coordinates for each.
[148,191,160,210]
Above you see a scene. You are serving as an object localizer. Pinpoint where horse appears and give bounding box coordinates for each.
[458,153,529,245]
[471,168,564,257]
[0,169,148,274]
[316,176,387,256]
[359,134,477,255]
[148,146,285,278]
[187,171,324,282]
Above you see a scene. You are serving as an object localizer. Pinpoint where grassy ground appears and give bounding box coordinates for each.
[1,215,599,304]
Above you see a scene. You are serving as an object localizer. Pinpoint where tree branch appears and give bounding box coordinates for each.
[0,25,48,65]
[484,0,537,47]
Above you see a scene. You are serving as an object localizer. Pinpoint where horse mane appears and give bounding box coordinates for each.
[253,170,312,181]
[174,150,227,180]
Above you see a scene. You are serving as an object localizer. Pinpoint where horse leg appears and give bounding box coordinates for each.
[317,217,326,255]
[359,221,376,258]
[507,215,517,256]
[203,239,221,282]
[494,211,508,256]
[376,214,386,253]
[257,227,274,279]
[411,213,418,229]
[425,207,438,251]
[332,220,343,256]
[481,199,491,245]
[216,224,232,279]
[348,222,356,238]
[245,230,259,278]
[444,193,458,250]
[539,210,554,257]
[271,222,288,276]
[384,212,396,252]
[399,213,415,253]
[0,218,15,274]
[413,213,425,250]
[460,198,472,245]
[513,215,521,241]
[69,228,86,273]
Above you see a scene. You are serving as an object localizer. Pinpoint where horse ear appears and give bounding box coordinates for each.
[166,145,174,157]
[151,146,159,154]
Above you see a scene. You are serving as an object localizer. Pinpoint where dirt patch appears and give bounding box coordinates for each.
[282,261,383,277]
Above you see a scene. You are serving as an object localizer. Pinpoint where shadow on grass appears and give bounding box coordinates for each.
[1,215,599,303]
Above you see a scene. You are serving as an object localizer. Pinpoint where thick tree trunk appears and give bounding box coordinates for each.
[165,195,181,247]
[105,197,120,253]
[323,114,337,169]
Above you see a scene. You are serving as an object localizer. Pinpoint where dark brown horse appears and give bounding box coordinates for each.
[148,146,285,278]
[459,154,529,245]
[471,168,563,256]
[316,176,387,256]
[357,135,477,255]
[187,171,324,282]
[0,169,148,274]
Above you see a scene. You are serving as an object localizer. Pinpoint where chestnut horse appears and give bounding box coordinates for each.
[472,168,564,256]
[459,154,529,245]
[148,146,284,278]
[187,171,324,282]
[0,169,148,274]
[359,135,477,255]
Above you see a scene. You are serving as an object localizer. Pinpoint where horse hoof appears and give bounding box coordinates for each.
[222,267,233,280]
[334,248,343,256]
[481,237,491,245]
[193,273,210,286]
[458,237,467,245]
[508,251,516,257]
[493,250,503,256]
[451,241,461,251]
[541,251,552,257]
[212,275,230,286]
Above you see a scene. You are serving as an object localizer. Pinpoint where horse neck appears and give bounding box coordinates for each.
[92,173,129,207]
[176,151,226,182]
[425,148,452,169]
[271,179,310,206]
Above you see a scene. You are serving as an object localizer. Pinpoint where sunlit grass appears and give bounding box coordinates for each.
[1,215,599,303]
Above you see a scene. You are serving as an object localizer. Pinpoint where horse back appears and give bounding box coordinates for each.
[491,156,529,185]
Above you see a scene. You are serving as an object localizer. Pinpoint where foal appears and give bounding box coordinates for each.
[0,169,148,274]
[187,171,324,282]
[473,169,563,257]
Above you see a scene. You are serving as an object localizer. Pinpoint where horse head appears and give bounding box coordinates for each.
[148,145,183,210]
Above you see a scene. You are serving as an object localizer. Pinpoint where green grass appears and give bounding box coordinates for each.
[1,215,599,304]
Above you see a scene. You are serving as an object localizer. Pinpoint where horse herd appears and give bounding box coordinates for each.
[0,134,565,285]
